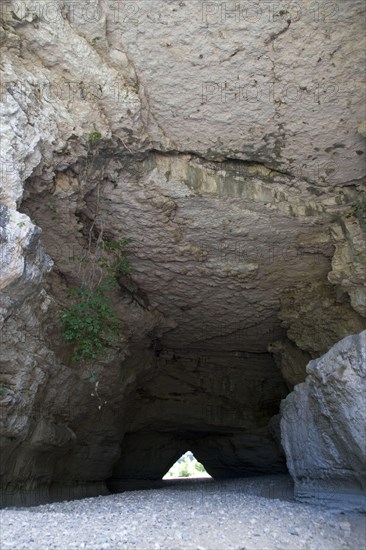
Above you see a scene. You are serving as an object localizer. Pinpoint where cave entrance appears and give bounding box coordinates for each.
[163,451,211,479]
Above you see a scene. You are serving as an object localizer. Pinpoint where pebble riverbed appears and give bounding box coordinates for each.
[0,475,365,549]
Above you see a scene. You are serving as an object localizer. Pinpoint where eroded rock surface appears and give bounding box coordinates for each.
[281,331,366,510]
[0,0,365,503]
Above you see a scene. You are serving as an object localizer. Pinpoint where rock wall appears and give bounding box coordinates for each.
[0,0,365,504]
[281,331,366,511]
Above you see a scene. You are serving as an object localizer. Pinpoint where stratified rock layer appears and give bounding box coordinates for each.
[281,331,366,511]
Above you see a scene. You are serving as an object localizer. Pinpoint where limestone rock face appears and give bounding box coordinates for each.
[281,331,366,510]
[116,0,365,183]
[0,0,365,503]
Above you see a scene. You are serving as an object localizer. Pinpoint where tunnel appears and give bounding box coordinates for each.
[0,0,365,511]
[1,147,365,510]
[1,146,365,509]
[107,350,288,486]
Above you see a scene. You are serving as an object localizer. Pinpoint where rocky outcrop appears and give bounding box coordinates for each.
[0,0,365,505]
[281,331,366,511]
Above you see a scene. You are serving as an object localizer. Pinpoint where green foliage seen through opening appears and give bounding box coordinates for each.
[164,452,209,478]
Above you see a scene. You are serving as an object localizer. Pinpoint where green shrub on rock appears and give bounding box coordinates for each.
[61,237,130,363]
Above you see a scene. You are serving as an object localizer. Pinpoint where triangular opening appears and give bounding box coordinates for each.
[163,451,211,479]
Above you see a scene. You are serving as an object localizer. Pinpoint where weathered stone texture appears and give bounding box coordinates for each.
[281,331,366,510]
[0,0,365,503]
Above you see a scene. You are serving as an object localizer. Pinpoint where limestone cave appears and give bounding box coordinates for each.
[0,2,365,547]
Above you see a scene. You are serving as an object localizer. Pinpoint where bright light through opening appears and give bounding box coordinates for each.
[163,451,211,479]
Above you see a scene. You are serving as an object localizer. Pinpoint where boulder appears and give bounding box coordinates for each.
[281,331,366,511]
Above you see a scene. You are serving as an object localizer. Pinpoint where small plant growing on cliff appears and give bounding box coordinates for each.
[338,364,347,376]
[61,283,119,362]
[88,131,102,143]
[0,385,11,397]
[47,200,59,221]
[352,198,366,224]
[61,236,131,363]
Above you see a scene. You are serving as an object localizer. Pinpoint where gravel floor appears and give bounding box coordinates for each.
[0,475,365,550]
